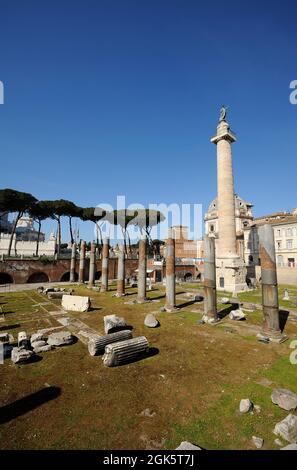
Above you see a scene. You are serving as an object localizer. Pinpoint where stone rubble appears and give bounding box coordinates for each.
[175,441,201,450]
[31,340,47,349]
[239,398,253,413]
[47,330,74,347]
[280,443,297,450]
[18,331,30,349]
[61,295,90,312]
[252,436,264,449]
[0,333,9,343]
[30,332,47,343]
[33,344,53,353]
[144,313,159,328]
[11,347,34,364]
[274,414,297,443]
[229,308,246,321]
[271,389,297,411]
[104,314,127,334]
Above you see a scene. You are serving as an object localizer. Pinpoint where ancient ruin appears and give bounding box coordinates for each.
[210,108,247,292]
[100,237,109,293]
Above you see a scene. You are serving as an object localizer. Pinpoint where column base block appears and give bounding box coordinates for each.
[257,332,288,344]
[202,315,220,324]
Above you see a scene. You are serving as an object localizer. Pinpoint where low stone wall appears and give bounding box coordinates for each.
[0,258,201,284]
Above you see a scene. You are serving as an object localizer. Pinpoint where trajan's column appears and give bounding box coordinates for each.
[210,107,247,292]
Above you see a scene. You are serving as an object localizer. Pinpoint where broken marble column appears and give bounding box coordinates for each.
[274,414,297,443]
[11,347,34,364]
[88,242,96,288]
[116,243,125,297]
[88,330,133,356]
[104,314,127,334]
[164,233,176,311]
[258,224,282,341]
[69,242,76,282]
[202,235,218,323]
[137,233,147,303]
[100,237,109,292]
[18,331,29,349]
[102,336,149,367]
[78,240,86,283]
[47,330,73,346]
[62,294,90,312]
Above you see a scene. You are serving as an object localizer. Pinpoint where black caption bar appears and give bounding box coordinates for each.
[0,450,295,468]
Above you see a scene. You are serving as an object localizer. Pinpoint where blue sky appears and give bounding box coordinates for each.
[0,0,296,242]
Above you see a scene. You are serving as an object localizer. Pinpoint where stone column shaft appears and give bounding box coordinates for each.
[116,244,125,297]
[78,240,86,283]
[137,234,147,302]
[165,236,176,311]
[203,236,218,322]
[100,237,109,292]
[88,242,96,288]
[69,242,76,282]
[216,136,237,257]
[258,224,281,340]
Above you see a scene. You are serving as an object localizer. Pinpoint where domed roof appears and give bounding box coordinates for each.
[207,194,253,213]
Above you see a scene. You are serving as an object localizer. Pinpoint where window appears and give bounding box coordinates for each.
[276,240,282,249]
[287,239,293,249]
[287,228,293,237]
[276,229,281,237]
[277,255,284,266]
[210,224,214,232]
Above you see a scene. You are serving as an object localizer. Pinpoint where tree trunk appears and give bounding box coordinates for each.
[121,228,127,256]
[69,216,74,245]
[36,220,41,256]
[95,222,103,255]
[7,211,21,256]
[57,217,61,255]
[126,230,132,256]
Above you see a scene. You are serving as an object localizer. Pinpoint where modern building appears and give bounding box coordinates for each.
[0,212,13,233]
[0,216,56,256]
[244,210,297,268]
[205,194,253,260]
[160,225,204,262]
[15,216,45,242]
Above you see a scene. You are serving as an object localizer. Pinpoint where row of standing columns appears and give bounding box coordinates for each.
[68,235,177,310]
[69,228,282,340]
[202,225,283,340]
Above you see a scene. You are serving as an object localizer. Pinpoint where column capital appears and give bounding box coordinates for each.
[211,120,236,144]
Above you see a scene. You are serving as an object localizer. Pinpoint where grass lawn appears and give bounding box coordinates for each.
[1,282,297,450]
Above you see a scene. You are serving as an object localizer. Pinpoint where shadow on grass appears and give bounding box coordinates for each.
[0,386,61,424]
[218,304,238,319]
[279,310,289,332]
[176,300,196,309]
[108,325,134,334]
[148,294,166,301]
[0,323,21,331]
